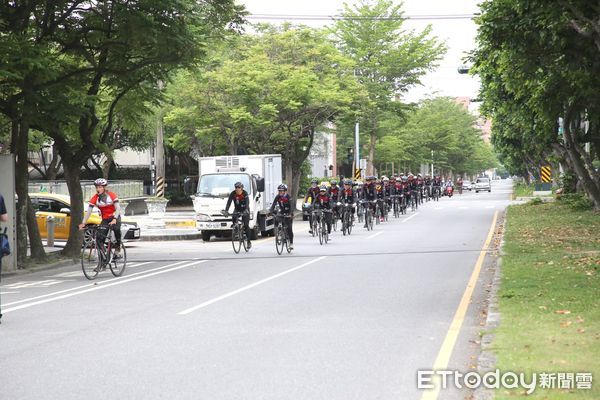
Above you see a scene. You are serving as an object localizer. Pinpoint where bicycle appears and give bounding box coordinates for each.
[356,200,364,224]
[223,211,250,254]
[391,195,400,218]
[320,210,331,245]
[311,209,324,244]
[341,203,354,236]
[273,212,292,255]
[364,200,375,231]
[375,200,383,225]
[81,225,127,280]
[411,190,419,211]
[432,186,441,201]
[332,204,340,232]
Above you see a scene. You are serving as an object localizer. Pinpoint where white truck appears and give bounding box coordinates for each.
[193,154,282,242]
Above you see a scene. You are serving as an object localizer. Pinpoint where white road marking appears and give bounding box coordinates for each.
[2,260,185,307]
[367,231,384,240]
[127,262,152,268]
[178,256,327,315]
[3,260,206,313]
[401,212,420,223]
[0,291,21,295]
[4,280,65,289]
[47,271,83,278]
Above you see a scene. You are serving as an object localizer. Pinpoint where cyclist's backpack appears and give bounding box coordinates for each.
[1,227,10,257]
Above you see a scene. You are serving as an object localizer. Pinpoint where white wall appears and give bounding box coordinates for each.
[113,148,152,167]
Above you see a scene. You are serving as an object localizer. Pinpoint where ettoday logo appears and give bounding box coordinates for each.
[417,370,593,394]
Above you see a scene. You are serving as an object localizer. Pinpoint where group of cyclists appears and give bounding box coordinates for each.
[222,173,461,253]
[81,173,461,259]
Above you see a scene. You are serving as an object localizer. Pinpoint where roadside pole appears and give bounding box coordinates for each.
[155,81,165,198]
[355,121,361,180]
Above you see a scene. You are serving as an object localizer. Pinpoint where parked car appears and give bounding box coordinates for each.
[475,177,492,193]
[30,193,141,241]
[462,180,474,191]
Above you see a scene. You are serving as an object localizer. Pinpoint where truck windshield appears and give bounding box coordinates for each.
[197,174,251,198]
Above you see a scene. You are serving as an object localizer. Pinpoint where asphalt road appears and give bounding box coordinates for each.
[0,180,513,400]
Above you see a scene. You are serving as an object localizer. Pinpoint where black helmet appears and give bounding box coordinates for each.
[234,182,243,188]
[278,184,287,191]
[330,179,338,186]
[319,185,328,192]
[311,179,318,184]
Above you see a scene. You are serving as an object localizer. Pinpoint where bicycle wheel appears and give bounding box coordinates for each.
[347,212,353,235]
[332,212,338,232]
[110,243,127,277]
[81,241,100,280]
[231,225,242,254]
[321,220,329,244]
[275,225,284,255]
[242,233,249,252]
[375,205,380,225]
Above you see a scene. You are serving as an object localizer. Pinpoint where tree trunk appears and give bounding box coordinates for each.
[27,196,46,260]
[102,151,113,179]
[285,157,300,210]
[14,119,29,265]
[46,145,61,181]
[62,160,85,258]
[563,124,600,209]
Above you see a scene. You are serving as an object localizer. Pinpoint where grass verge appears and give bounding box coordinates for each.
[492,202,600,398]
[512,182,535,199]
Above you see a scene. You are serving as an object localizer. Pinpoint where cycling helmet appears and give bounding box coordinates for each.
[234,182,243,188]
[344,179,352,185]
[311,179,319,184]
[330,179,338,186]
[401,176,408,182]
[383,176,389,182]
[94,178,108,186]
[319,185,328,192]
[278,184,287,191]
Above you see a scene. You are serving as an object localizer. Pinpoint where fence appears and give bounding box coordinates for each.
[28,180,145,200]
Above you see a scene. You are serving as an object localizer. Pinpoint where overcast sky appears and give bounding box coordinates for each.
[238,0,482,103]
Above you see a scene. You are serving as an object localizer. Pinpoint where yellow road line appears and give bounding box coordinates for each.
[421,210,498,400]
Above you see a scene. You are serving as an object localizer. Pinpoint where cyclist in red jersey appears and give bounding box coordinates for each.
[79,178,123,257]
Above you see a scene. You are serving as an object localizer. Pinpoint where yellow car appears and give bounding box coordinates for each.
[30,193,140,241]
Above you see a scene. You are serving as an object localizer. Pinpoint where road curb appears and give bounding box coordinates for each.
[473,211,507,400]
[1,257,79,278]
[140,232,204,241]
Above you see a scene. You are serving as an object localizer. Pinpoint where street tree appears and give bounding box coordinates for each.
[471,0,600,208]
[333,0,446,174]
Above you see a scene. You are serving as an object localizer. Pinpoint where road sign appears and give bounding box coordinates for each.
[354,169,361,180]
[359,158,367,169]
[541,166,551,183]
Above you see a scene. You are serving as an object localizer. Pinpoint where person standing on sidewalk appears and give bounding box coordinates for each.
[0,193,9,324]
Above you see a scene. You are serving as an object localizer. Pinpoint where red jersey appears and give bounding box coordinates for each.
[89,191,119,219]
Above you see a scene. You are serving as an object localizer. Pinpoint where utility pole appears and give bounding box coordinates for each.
[155,80,165,197]
[355,121,360,179]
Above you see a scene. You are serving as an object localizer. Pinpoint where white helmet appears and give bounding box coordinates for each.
[94,178,108,186]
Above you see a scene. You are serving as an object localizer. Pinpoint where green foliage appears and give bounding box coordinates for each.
[557,193,594,211]
[471,0,600,208]
[332,0,446,172]
[164,25,364,201]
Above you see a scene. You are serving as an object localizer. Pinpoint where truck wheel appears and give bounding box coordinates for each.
[250,226,259,240]
[201,231,211,242]
[261,230,268,238]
